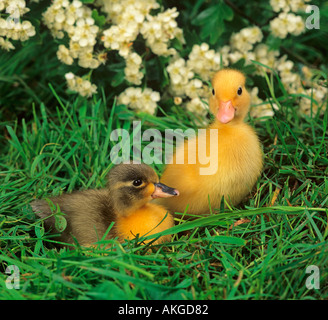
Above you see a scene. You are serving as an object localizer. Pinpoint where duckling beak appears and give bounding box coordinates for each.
[152,183,179,199]
[217,100,235,124]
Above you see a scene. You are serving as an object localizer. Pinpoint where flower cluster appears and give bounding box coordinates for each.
[101,0,182,87]
[42,0,184,102]
[269,0,308,39]
[140,7,184,57]
[270,12,305,39]
[167,58,194,97]
[166,44,219,121]
[299,66,327,115]
[251,53,327,119]
[0,0,36,51]
[223,26,263,66]
[187,43,221,81]
[185,98,208,119]
[3,0,325,119]
[65,72,97,97]
[300,85,327,115]
[230,26,263,53]
[124,52,144,85]
[118,87,160,115]
[270,0,309,13]
[253,44,279,71]
[249,87,279,119]
[43,0,102,69]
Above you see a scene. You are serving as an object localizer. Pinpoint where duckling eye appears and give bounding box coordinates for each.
[237,87,243,96]
[212,88,215,95]
[132,179,143,187]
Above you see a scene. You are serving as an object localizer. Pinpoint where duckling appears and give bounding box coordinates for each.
[159,68,263,214]
[31,163,179,246]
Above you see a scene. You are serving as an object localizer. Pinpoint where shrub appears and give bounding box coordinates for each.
[0,0,327,121]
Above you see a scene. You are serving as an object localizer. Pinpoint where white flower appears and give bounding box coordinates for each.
[290,0,308,12]
[79,79,98,97]
[140,19,161,44]
[187,43,221,81]
[71,18,98,47]
[0,4,36,45]
[277,56,294,74]
[250,87,279,118]
[6,0,29,18]
[121,4,145,25]
[270,12,305,38]
[140,7,183,56]
[228,51,243,64]
[167,58,194,86]
[185,79,203,99]
[230,32,252,52]
[102,24,137,57]
[65,72,97,97]
[78,51,100,69]
[65,72,75,80]
[140,88,160,114]
[250,87,263,105]
[218,45,230,67]
[184,97,208,118]
[300,86,327,116]
[229,50,255,65]
[270,0,308,12]
[230,27,263,53]
[118,87,160,115]
[0,36,15,51]
[270,0,288,12]
[57,44,74,65]
[253,44,279,72]
[251,102,279,118]
[290,15,305,36]
[65,72,77,89]
[247,26,263,43]
[69,40,82,58]
[270,13,289,38]
[124,52,144,85]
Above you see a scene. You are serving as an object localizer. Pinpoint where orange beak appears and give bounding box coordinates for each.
[217,100,235,124]
[151,183,179,199]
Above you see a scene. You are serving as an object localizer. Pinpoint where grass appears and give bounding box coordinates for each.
[1,76,328,300]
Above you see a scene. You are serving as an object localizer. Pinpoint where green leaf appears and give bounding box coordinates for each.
[115,104,135,120]
[87,282,129,300]
[192,5,218,25]
[55,215,67,233]
[221,2,234,21]
[35,225,45,238]
[192,1,234,44]
[207,236,246,246]
[111,70,125,87]
[92,9,106,28]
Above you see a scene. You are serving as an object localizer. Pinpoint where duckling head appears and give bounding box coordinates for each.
[107,163,179,216]
[209,68,251,124]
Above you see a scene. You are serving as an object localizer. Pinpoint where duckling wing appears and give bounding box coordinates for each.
[31,189,115,246]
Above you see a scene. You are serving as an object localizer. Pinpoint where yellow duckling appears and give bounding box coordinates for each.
[159,68,263,214]
[31,163,179,246]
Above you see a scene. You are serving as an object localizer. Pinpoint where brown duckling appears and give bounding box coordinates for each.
[31,163,179,246]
